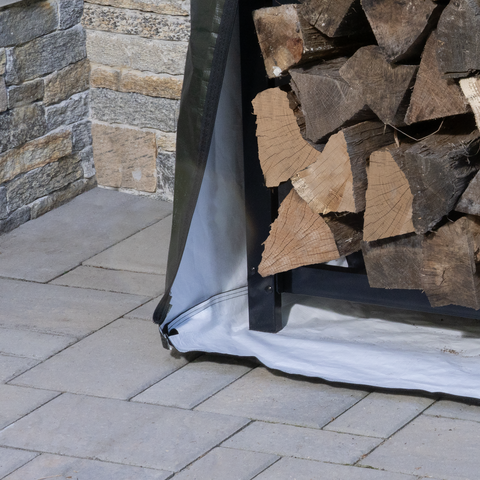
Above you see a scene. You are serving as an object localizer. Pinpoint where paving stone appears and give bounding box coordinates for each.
[0,447,37,479]
[0,129,72,184]
[0,355,38,383]
[424,399,480,423]
[86,30,187,75]
[0,279,149,337]
[125,296,161,320]
[71,120,92,153]
[44,58,90,106]
[5,25,87,85]
[45,91,90,131]
[173,447,278,480]
[0,188,172,282]
[92,123,157,193]
[196,367,368,428]
[83,4,190,41]
[133,355,255,409]
[58,0,84,30]
[0,0,58,48]
[85,0,190,16]
[29,177,96,220]
[0,327,76,360]
[0,393,249,472]
[255,457,416,480]
[91,88,178,132]
[324,392,434,438]
[12,318,188,399]
[51,265,165,297]
[7,77,44,108]
[0,385,59,430]
[157,150,175,202]
[0,103,47,154]
[90,63,183,100]
[84,215,172,274]
[223,421,381,465]
[3,453,171,480]
[6,154,84,212]
[360,414,480,479]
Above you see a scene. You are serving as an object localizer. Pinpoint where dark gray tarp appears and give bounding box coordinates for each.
[154,0,480,399]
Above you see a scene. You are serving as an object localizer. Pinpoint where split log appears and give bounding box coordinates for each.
[459,76,480,130]
[399,127,480,234]
[363,233,423,290]
[258,189,362,276]
[405,31,470,125]
[253,5,366,79]
[290,58,375,143]
[258,189,340,276]
[422,216,480,310]
[456,171,480,216]
[363,145,415,242]
[292,121,394,215]
[339,46,418,126]
[252,87,322,188]
[299,0,370,38]
[361,0,444,63]
[437,0,480,78]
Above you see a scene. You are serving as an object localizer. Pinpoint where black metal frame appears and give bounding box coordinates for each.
[240,0,480,333]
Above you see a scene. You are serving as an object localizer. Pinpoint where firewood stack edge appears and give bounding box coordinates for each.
[253,0,480,310]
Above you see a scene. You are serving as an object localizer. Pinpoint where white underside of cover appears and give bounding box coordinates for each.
[169,289,480,399]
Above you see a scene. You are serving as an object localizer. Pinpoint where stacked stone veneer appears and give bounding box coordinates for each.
[83,0,190,201]
[0,0,95,234]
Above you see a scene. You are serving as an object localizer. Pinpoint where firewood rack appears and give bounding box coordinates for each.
[241,0,480,333]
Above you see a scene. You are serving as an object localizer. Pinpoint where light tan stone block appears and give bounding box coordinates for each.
[155,131,176,152]
[82,3,190,41]
[44,59,90,106]
[92,123,157,192]
[90,63,182,99]
[85,0,189,16]
[0,129,72,183]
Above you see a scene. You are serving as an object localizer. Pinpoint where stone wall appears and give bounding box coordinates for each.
[83,0,190,201]
[0,0,95,234]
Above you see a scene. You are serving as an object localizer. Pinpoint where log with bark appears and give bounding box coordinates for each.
[290,58,375,143]
[361,0,444,63]
[253,4,368,79]
[252,87,322,188]
[292,121,394,215]
[362,233,423,290]
[422,216,480,310]
[339,46,418,126]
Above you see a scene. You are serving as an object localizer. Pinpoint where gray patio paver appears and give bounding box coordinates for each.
[172,447,278,480]
[133,355,255,409]
[195,367,368,428]
[0,393,249,472]
[324,392,435,438]
[424,399,480,423]
[0,326,76,360]
[0,188,172,282]
[125,296,162,321]
[11,318,188,400]
[50,266,166,297]
[0,355,38,383]
[222,421,382,465]
[360,414,480,479]
[0,447,38,479]
[3,454,171,480]
[0,384,59,429]
[84,215,172,274]
[254,457,417,480]
[0,278,150,337]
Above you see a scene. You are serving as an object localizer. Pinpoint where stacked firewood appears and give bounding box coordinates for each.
[253,0,480,310]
